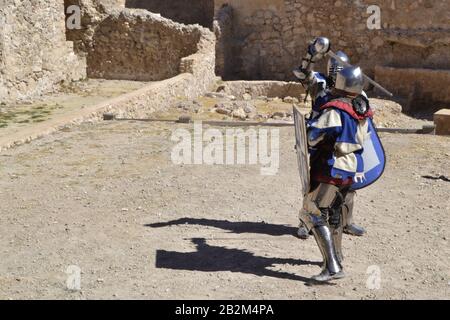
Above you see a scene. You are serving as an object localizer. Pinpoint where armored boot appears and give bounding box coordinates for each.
[311,225,345,282]
[342,191,366,236]
[344,223,365,236]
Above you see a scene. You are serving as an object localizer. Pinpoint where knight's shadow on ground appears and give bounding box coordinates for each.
[146,217,298,236]
[147,218,322,284]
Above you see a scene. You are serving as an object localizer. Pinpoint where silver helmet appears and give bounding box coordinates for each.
[334,66,364,96]
[327,51,350,83]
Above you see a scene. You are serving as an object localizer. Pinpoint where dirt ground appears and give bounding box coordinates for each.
[0,111,449,299]
[0,79,147,136]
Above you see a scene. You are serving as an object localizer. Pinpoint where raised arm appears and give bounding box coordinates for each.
[293,37,331,84]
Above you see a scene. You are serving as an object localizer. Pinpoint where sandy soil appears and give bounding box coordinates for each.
[0,79,147,136]
[0,116,448,299]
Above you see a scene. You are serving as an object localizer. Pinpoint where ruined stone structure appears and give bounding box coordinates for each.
[0,0,86,102]
[214,0,450,81]
[375,66,450,112]
[0,0,216,103]
[125,0,214,28]
[87,9,209,81]
[1,0,449,108]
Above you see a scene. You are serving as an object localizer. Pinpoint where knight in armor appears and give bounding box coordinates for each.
[292,37,383,281]
[293,37,366,240]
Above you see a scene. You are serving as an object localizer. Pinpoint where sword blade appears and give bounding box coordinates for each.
[327,50,393,97]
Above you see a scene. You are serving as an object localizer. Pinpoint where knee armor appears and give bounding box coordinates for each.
[299,183,344,231]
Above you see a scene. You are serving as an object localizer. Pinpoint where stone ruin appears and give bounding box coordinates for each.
[0,0,449,115]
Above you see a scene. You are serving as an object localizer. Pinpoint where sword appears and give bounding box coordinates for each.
[327,50,393,97]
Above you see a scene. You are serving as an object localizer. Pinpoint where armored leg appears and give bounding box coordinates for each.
[311,225,344,281]
[331,225,344,264]
[342,190,366,236]
[299,183,345,281]
[328,190,345,264]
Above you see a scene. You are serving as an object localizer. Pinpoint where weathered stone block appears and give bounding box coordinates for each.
[434,109,450,136]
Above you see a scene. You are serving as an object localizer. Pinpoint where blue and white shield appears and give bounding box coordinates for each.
[351,118,386,190]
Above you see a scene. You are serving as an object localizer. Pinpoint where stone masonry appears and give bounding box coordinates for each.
[213,4,234,78]
[1,0,449,109]
[0,0,86,102]
[214,0,450,81]
[125,0,214,28]
[87,9,207,81]
[375,66,450,112]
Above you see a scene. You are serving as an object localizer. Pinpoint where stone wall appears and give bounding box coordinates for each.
[0,0,86,102]
[86,9,210,81]
[64,0,125,53]
[213,4,234,78]
[125,0,214,28]
[214,0,450,81]
[3,0,448,107]
[375,66,450,112]
[222,80,304,99]
[0,1,217,151]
